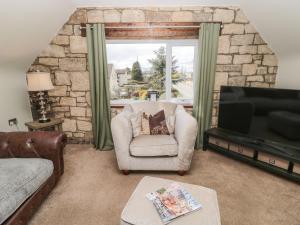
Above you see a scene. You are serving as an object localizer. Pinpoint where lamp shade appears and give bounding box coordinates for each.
[27,72,54,91]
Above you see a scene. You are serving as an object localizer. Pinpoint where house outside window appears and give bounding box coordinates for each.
[107,40,198,104]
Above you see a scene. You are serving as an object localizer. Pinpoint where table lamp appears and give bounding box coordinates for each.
[27,72,54,123]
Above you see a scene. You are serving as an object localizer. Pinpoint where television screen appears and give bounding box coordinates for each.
[218,86,300,149]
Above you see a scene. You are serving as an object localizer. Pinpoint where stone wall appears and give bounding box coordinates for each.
[28,7,278,143]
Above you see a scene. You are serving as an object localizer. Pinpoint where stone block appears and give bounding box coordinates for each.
[145,11,171,22]
[268,67,277,73]
[48,86,67,97]
[193,12,212,22]
[239,45,257,54]
[253,55,263,60]
[216,65,242,72]
[87,10,104,23]
[258,45,273,54]
[247,75,264,82]
[28,65,50,72]
[257,66,268,75]
[231,34,254,46]
[254,34,266,44]
[62,118,77,132]
[77,97,86,102]
[70,107,86,116]
[245,24,257,33]
[171,11,193,22]
[73,132,85,138]
[70,36,87,53]
[218,35,230,53]
[229,46,239,54]
[121,9,145,22]
[242,64,257,75]
[217,55,232,64]
[40,45,65,57]
[73,25,81,36]
[104,9,121,22]
[70,72,90,91]
[263,55,278,66]
[39,58,59,66]
[265,74,276,83]
[60,97,76,106]
[228,76,246,86]
[213,9,234,23]
[233,55,252,64]
[250,82,269,88]
[51,36,69,46]
[77,120,92,131]
[222,24,244,34]
[68,9,87,24]
[53,106,69,112]
[214,72,228,90]
[86,92,91,105]
[59,58,86,71]
[55,71,70,85]
[58,25,73,35]
[235,10,248,23]
[87,107,92,117]
[70,91,86,97]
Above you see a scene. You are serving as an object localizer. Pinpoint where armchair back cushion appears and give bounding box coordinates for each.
[129,102,177,118]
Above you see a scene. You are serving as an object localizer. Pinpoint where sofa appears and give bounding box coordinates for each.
[111,102,198,175]
[0,131,66,225]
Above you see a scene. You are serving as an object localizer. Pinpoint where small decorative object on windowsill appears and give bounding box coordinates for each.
[26,71,54,123]
[147,90,159,101]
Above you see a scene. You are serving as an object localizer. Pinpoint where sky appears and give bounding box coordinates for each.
[106,43,195,73]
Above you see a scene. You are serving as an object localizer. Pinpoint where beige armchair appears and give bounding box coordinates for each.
[111,102,198,175]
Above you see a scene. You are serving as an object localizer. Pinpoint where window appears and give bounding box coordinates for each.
[106,40,197,104]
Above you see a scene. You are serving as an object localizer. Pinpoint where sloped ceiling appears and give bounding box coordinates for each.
[1,0,299,72]
[0,0,75,71]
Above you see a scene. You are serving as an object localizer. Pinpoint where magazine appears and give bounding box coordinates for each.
[146,183,202,224]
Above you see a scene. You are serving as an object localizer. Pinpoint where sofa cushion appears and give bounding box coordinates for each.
[130,135,178,157]
[0,158,53,224]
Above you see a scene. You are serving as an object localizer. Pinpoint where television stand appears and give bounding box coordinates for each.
[204,128,300,183]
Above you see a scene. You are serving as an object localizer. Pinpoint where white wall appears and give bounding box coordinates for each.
[0,68,32,131]
[0,0,75,131]
[276,54,300,90]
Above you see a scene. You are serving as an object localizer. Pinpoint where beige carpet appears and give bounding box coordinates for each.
[29,144,300,225]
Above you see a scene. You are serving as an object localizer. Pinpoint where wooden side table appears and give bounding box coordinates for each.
[25,118,64,131]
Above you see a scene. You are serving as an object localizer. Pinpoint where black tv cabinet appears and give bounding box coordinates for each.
[204,128,300,183]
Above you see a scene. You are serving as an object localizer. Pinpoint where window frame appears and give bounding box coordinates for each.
[106,39,198,104]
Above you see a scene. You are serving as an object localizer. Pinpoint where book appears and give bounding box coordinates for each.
[146,182,202,224]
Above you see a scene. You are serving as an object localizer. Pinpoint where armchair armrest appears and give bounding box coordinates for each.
[175,109,198,170]
[0,131,66,183]
[111,112,133,170]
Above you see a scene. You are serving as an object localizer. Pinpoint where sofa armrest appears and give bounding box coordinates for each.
[111,112,133,170]
[0,131,66,183]
[175,109,198,170]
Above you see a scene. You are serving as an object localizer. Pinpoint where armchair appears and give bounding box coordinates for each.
[111,102,198,175]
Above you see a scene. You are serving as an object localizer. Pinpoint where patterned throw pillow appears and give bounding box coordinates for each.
[149,110,170,135]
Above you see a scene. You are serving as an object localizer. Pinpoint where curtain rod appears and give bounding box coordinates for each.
[79,23,223,30]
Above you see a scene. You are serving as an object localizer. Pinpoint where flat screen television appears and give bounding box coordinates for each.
[218,86,300,150]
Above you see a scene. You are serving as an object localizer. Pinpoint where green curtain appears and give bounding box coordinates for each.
[86,24,113,150]
[193,23,220,149]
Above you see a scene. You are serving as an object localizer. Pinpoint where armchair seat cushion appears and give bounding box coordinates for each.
[130,135,178,157]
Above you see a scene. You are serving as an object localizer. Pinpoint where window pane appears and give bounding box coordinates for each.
[106,43,166,101]
[171,46,195,100]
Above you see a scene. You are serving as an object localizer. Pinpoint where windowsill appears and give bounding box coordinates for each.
[110,99,193,108]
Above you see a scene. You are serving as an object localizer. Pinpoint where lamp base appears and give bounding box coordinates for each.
[39,118,50,123]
